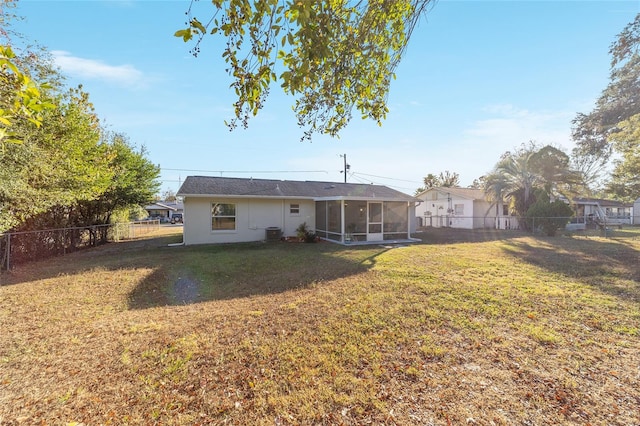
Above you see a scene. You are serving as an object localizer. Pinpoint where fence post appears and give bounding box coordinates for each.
[6,233,10,271]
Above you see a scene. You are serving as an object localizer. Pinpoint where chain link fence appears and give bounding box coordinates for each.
[418,214,633,235]
[0,220,160,271]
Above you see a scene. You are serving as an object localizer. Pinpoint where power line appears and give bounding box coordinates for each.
[161,168,329,174]
[349,172,418,193]
[351,171,422,184]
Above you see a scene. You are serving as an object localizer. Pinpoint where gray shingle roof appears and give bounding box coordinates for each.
[177,176,418,202]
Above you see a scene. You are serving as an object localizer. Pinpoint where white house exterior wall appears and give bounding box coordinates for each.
[473,200,494,228]
[182,197,314,245]
[415,190,515,230]
[634,198,640,225]
[418,198,478,229]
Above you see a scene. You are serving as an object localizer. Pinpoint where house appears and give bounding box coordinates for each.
[635,197,640,225]
[144,201,184,221]
[176,176,420,245]
[415,187,517,230]
[565,197,634,229]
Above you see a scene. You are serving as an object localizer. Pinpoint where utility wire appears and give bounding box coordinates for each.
[161,168,329,174]
[351,171,422,185]
[350,172,418,193]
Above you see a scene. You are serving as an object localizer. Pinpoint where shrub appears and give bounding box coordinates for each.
[295,222,317,243]
[525,194,574,236]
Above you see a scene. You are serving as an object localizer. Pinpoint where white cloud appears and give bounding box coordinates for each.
[438,103,577,183]
[467,103,573,149]
[52,50,145,88]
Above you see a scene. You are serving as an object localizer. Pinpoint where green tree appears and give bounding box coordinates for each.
[176,0,436,140]
[1,0,56,146]
[484,143,580,227]
[570,144,608,196]
[525,189,574,236]
[483,171,509,227]
[0,85,110,231]
[414,171,460,195]
[529,145,583,199]
[468,175,485,189]
[73,133,160,228]
[492,145,540,217]
[606,113,640,201]
[571,13,640,197]
[0,44,55,147]
[438,170,460,188]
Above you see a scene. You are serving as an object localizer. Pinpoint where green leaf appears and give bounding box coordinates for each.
[190,18,207,34]
[174,29,192,42]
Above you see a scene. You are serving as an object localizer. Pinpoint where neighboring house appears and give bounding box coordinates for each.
[415,187,517,230]
[144,201,184,221]
[634,197,640,225]
[565,197,634,229]
[176,176,419,245]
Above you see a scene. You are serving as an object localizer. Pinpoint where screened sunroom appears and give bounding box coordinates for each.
[314,199,414,244]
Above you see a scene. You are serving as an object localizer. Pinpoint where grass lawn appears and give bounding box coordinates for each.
[1,226,639,425]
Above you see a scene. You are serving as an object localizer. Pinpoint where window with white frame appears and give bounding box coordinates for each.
[454,204,464,215]
[212,202,236,230]
[290,203,300,216]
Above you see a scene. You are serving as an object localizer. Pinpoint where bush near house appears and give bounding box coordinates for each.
[295,221,317,243]
[525,192,574,236]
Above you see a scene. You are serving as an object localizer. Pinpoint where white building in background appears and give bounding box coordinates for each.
[414,187,517,230]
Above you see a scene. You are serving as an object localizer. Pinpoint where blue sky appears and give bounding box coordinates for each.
[11,0,640,195]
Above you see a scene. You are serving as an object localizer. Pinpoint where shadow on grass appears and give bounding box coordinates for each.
[501,234,640,303]
[0,233,185,286]
[127,240,391,309]
[2,232,391,307]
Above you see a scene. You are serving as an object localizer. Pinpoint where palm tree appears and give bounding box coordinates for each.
[485,144,582,231]
[483,171,510,229]
[494,148,540,217]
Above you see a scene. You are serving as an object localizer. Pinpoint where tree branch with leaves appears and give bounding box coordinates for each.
[0,45,54,147]
[176,0,436,140]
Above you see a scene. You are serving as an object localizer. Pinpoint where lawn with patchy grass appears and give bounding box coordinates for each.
[1,227,639,425]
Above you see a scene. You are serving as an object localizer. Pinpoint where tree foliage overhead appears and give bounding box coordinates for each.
[177,0,435,140]
[571,13,640,200]
[1,1,57,146]
[0,44,55,147]
[572,13,640,154]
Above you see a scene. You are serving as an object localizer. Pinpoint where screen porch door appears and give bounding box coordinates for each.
[367,202,383,241]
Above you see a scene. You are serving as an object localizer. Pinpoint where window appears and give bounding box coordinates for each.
[212,202,236,230]
[290,203,300,215]
[454,204,464,215]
